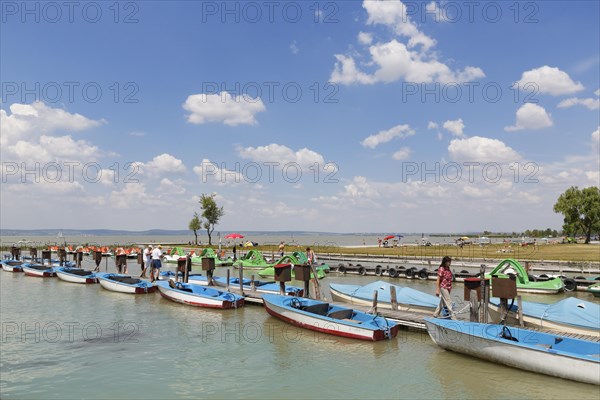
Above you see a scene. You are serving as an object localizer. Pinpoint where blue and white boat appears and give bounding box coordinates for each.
[22,263,56,277]
[425,319,600,385]
[156,281,244,309]
[97,273,156,294]
[188,275,304,296]
[329,280,438,313]
[262,294,399,341]
[1,259,24,272]
[55,267,98,284]
[488,297,600,337]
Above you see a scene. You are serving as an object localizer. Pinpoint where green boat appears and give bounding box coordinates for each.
[587,283,600,297]
[233,250,275,270]
[485,259,565,294]
[163,247,187,263]
[191,248,233,267]
[290,251,331,272]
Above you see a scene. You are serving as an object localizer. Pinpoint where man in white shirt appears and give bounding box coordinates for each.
[150,245,163,282]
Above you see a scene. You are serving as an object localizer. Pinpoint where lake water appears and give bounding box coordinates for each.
[1,258,598,399]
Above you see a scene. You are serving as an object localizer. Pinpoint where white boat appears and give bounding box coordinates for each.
[156,281,244,309]
[97,273,156,294]
[262,294,399,341]
[21,263,56,277]
[488,297,599,337]
[55,267,98,284]
[425,319,600,385]
[1,260,24,272]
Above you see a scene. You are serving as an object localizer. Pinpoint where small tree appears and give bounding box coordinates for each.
[553,186,600,244]
[188,212,201,245]
[199,193,224,245]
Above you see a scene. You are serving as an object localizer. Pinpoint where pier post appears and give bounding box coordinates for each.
[469,289,478,322]
[390,286,398,311]
[226,269,230,292]
[309,264,322,300]
[238,264,244,295]
[251,275,256,292]
[371,290,378,314]
[517,295,524,327]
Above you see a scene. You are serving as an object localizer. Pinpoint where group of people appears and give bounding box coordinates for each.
[142,244,163,282]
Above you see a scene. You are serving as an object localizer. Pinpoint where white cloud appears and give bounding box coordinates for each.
[330,1,485,86]
[361,124,415,149]
[557,97,600,110]
[142,153,186,176]
[237,143,326,167]
[596,89,600,96]
[392,147,412,160]
[290,40,299,54]
[592,127,599,151]
[193,158,245,186]
[505,103,553,132]
[448,136,522,163]
[514,66,584,96]
[183,91,266,126]
[442,118,465,138]
[358,31,373,45]
[0,101,105,147]
[425,1,449,22]
[427,121,438,130]
[6,135,99,163]
[330,55,377,85]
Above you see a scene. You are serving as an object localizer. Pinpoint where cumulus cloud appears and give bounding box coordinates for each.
[237,143,326,167]
[141,153,186,176]
[183,91,266,126]
[193,158,245,185]
[557,97,599,110]
[505,103,553,132]
[514,66,584,96]
[448,136,522,163]
[0,101,105,147]
[442,118,465,138]
[361,124,415,149]
[392,147,412,160]
[330,1,484,86]
[427,121,438,130]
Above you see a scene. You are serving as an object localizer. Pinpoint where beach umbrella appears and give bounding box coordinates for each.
[383,235,395,241]
[224,233,244,239]
[460,236,470,240]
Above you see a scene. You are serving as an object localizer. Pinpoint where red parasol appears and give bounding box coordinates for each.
[224,233,244,239]
[383,235,395,241]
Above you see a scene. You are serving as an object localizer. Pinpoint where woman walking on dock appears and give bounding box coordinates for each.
[433,256,456,320]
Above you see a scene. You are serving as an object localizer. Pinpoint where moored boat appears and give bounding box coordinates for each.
[156,280,244,309]
[485,259,564,294]
[329,280,438,313]
[1,260,24,272]
[21,263,56,277]
[587,283,600,298]
[188,275,304,296]
[55,267,98,284]
[262,294,399,341]
[425,318,600,385]
[97,273,156,294]
[488,297,599,337]
[232,249,275,270]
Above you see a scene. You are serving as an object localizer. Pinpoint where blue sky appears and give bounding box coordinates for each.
[1,0,599,233]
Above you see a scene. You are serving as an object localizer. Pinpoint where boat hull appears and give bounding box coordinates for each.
[425,319,600,385]
[56,269,98,284]
[22,265,55,277]
[156,282,244,309]
[263,295,398,341]
[97,275,156,294]
[1,261,24,272]
[488,302,599,338]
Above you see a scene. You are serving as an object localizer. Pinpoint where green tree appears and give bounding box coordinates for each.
[188,212,201,245]
[199,193,224,245]
[553,186,600,244]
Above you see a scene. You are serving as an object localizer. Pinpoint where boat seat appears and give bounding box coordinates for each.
[111,276,141,285]
[328,309,354,320]
[67,269,93,276]
[302,303,330,316]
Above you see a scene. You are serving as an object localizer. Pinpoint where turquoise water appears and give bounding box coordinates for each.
[1,259,598,399]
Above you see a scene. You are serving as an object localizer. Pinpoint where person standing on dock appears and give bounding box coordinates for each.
[278,241,285,257]
[150,245,163,282]
[141,245,152,278]
[306,247,316,265]
[433,256,456,320]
